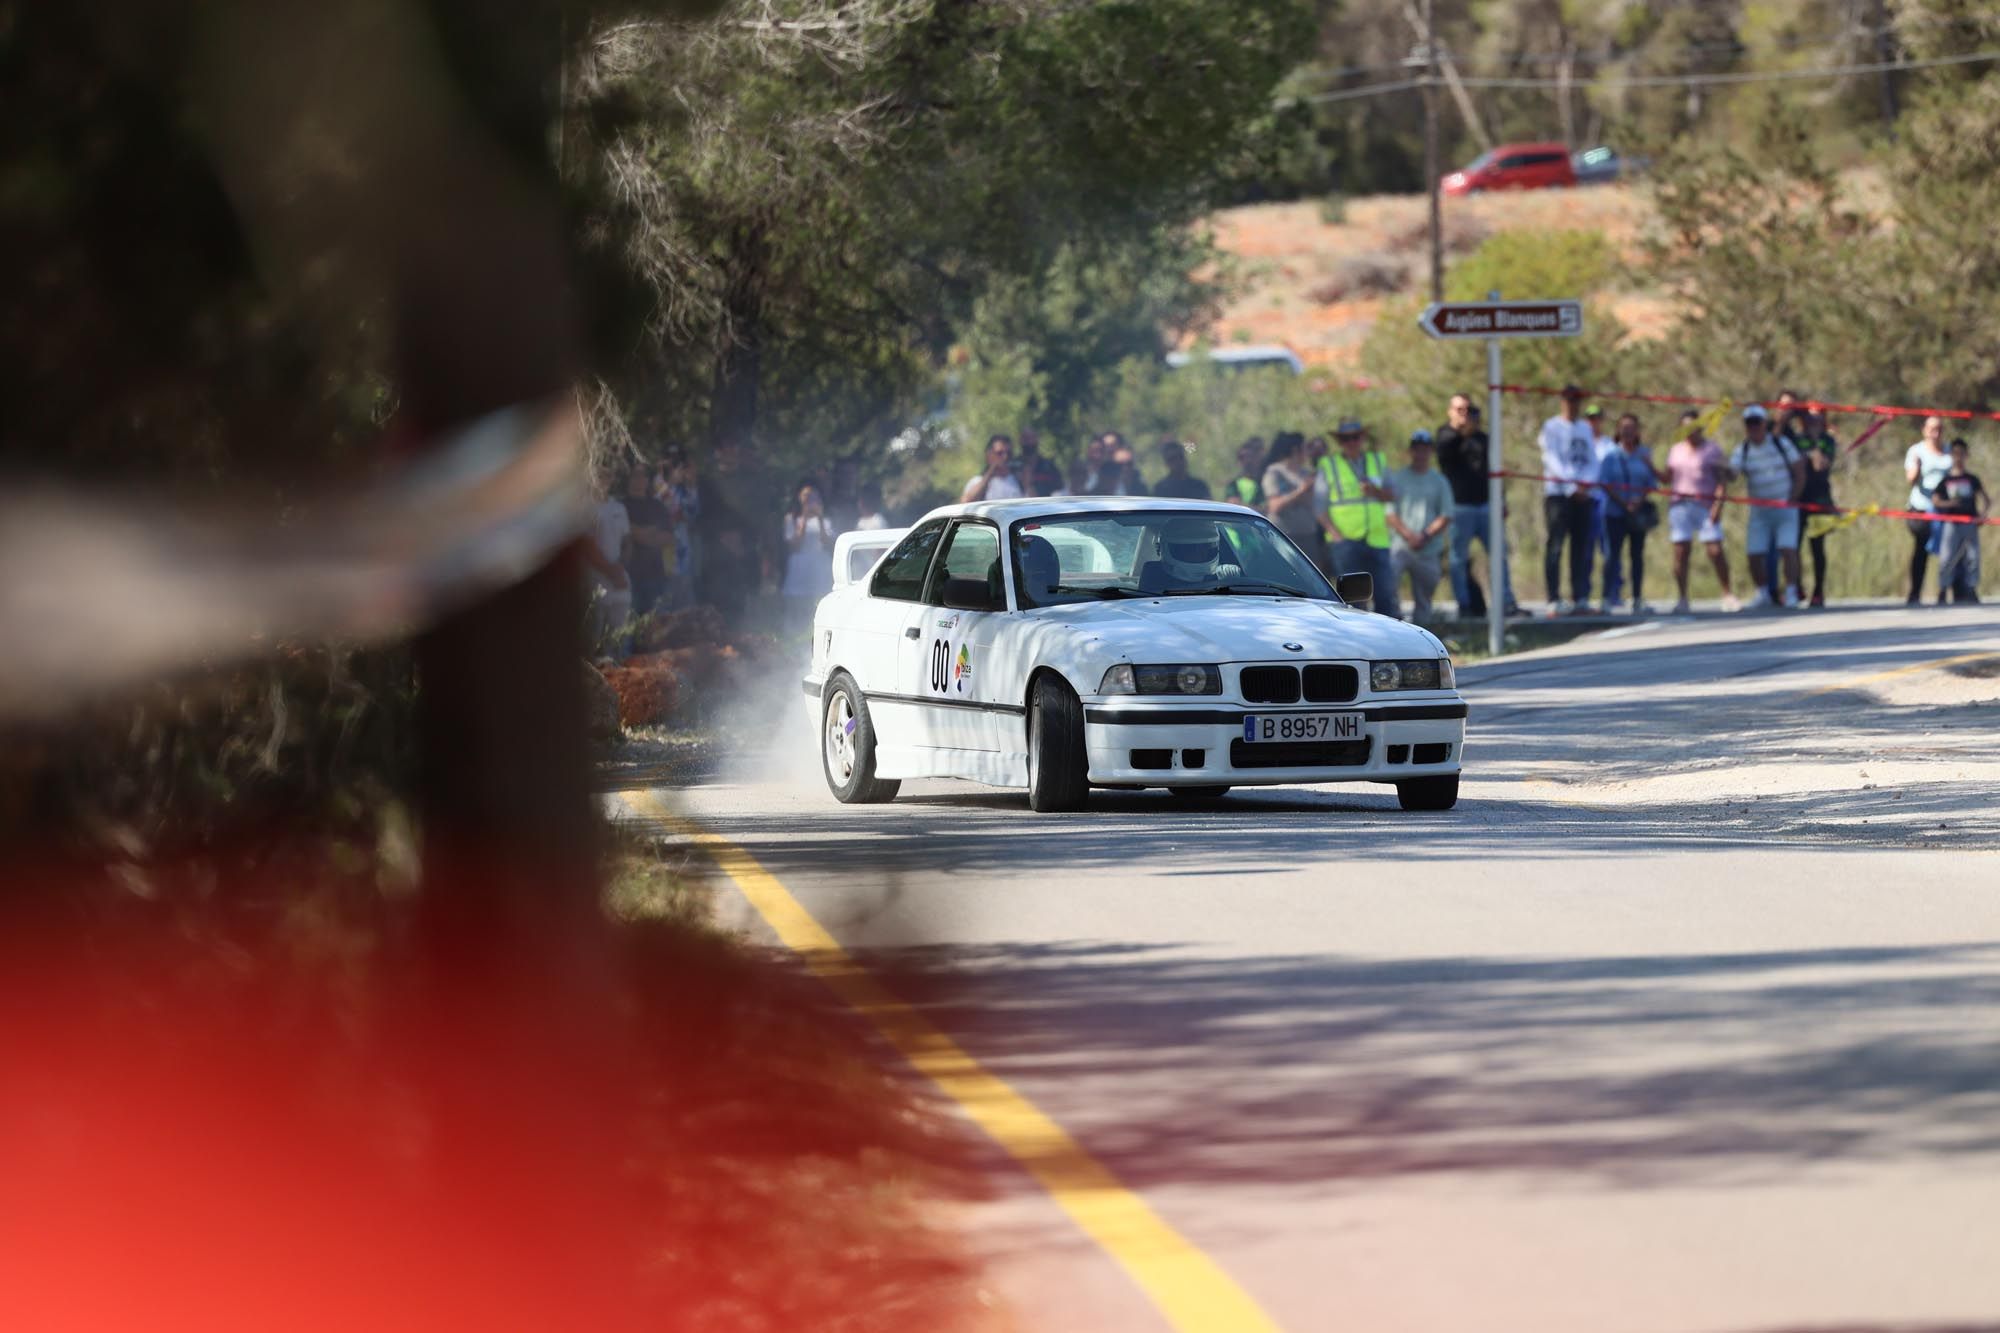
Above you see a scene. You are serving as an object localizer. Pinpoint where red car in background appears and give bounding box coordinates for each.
[1441,142,1576,195]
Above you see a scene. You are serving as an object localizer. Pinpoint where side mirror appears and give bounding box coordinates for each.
[1336,572,1373,607]
[941,577,1002,612]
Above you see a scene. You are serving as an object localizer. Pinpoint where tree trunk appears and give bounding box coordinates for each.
[710,219,770,452]
[1556,38,1576,151]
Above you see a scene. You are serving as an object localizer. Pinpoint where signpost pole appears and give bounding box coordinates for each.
[1413,293,1579,657]
[1486,312,1504,659]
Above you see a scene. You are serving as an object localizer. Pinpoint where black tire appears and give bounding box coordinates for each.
[821,675,900,805]
[1027,675,1088,813]
[1396,774,1459,811]
[1168,786,1232,803]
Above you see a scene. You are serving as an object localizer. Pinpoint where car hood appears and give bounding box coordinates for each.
[1032,596,1446,666]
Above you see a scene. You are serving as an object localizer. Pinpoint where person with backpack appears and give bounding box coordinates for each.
[1726,404,1806,608]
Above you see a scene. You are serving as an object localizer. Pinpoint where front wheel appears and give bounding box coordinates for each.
[1026,675,1088,813]
[1396,774,1459,811]
[822,675,900,805]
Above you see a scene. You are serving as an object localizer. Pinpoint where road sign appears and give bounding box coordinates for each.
[1418,300,1582,340]
[1418,294,1584,657]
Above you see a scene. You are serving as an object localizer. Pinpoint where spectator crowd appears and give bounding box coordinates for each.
[583,390,1991,652]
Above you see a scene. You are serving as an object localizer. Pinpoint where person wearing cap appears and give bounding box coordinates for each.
[1664,410,1738,614]
[1227,437,1267,510]
[1539,384,1599,613]
[1725,403,1806,608]
[1387,429,1455,623]
[1322,418,1396,613]
[1151,437,1211,501]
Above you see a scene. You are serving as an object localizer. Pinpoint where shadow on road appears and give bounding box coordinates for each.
[845,938,2000,1203]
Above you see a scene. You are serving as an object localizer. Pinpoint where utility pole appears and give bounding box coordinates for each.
[1422,0,1443,303]
[1871,0,1900,133]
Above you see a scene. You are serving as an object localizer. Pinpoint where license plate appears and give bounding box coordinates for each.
[1242,712,1363,744]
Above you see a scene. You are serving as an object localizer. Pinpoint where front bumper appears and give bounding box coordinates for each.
[1081,698,1466,786]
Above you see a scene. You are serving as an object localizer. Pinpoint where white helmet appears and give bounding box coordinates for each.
[1161,516,1223,582]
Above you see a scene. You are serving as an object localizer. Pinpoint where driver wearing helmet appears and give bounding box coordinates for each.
[1142,515,1242,593]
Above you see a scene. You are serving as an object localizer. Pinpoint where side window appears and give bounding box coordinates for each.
[1528,152,1567,167]
[1497,154,1528,170]
[870,521,946,602]
[924,521,1002,605]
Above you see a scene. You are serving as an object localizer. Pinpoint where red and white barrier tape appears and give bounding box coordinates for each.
[1491,469,2000,527]
[1488,382,2000,425]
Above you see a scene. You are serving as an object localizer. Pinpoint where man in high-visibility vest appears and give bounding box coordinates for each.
[1227,437,1266,509]
[1322,417,1397,614]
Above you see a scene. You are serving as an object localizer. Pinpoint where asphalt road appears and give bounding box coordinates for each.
[632,606,2000,1333]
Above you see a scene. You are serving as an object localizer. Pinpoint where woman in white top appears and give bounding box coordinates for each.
[1904,415,1955,603]
[781,484,836,619]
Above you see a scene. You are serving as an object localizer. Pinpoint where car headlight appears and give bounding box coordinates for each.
[1098,664,1222,696]
[1370,658,1451,691]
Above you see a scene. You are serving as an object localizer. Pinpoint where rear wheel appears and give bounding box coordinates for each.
[1168,786,1232,803]
[1026,675,1088,812]
[822,675,900,804]
[1396,774,1459,811]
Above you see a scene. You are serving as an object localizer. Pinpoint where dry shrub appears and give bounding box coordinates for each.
[1308,252,1409,303]
[1387,210,1490,257]
[634,604,726,653]
[602,654,682,726]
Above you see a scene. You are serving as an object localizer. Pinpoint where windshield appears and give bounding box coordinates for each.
[1009,510,1335,609]
[1461,149,1495,174]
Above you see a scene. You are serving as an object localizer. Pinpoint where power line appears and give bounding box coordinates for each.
[1296,47,2000,104]
[1461,47,2000,89]
[1294,23,1899,84]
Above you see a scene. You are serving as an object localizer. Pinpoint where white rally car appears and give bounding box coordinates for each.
[803,496,1467,812]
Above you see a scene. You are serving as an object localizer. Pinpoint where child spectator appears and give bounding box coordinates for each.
[1932,439,1989,604]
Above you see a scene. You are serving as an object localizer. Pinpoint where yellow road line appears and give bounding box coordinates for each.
[1803,649,2000,698]
[618,788,1281,1333]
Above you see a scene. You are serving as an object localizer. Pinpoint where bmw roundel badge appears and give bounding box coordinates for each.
[1282,642,1303,652]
